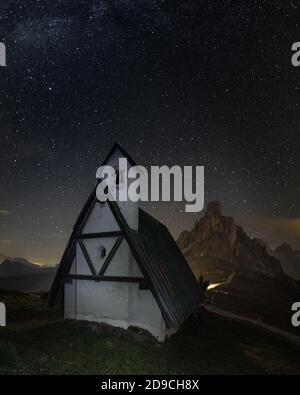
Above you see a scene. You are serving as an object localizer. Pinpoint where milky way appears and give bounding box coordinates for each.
[0,1,299,264]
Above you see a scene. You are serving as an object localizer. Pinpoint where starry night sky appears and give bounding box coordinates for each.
[0,1,299,265]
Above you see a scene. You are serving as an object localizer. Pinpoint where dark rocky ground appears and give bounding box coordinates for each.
[0,290,299,375]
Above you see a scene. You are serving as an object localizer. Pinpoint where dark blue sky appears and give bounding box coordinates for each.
[0,1,299,264]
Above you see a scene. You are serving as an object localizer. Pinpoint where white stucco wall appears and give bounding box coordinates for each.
[65,281,76,319]
[104,239,143,277]
[82,202,120,234]
[65,238,167,340]
[64,279,167,341]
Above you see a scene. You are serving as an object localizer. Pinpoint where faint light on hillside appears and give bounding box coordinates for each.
[207,283,222,290]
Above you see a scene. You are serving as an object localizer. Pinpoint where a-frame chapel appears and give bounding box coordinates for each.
[49,143,203,341]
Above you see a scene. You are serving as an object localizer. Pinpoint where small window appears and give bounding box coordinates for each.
[100,246,106,258]
[95,246,106,262]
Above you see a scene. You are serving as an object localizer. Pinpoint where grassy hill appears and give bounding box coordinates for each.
[0,290,299,374]
[188,254,300,336]
[205,268,300,336]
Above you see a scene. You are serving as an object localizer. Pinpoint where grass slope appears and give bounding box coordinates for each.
[206,269,300,335]
[189,255,300,336]
[0,290,299,375]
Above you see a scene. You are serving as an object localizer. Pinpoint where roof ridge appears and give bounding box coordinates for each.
[102,141,137,167]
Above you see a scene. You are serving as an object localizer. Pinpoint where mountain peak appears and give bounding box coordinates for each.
[206,201,222,217]
[275,242,294,256]
[178,201,283,277]
[192,201,236,248]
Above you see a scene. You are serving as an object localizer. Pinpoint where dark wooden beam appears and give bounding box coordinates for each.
[77,197,97,234]
[76,231,123,240]
[99,236,123,276]
[65,274,149,287]
[78,240,96,276]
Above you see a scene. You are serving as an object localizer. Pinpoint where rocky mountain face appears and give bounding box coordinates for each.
[275,243,300,280]
[178,201,283,277]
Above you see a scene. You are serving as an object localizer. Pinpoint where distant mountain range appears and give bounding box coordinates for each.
[0,256,57,292]
[177,201,300,334]
[274,243,300,280]
[0,253,8,264]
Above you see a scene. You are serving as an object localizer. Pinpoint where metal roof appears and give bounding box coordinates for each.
[108,201,203,329]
